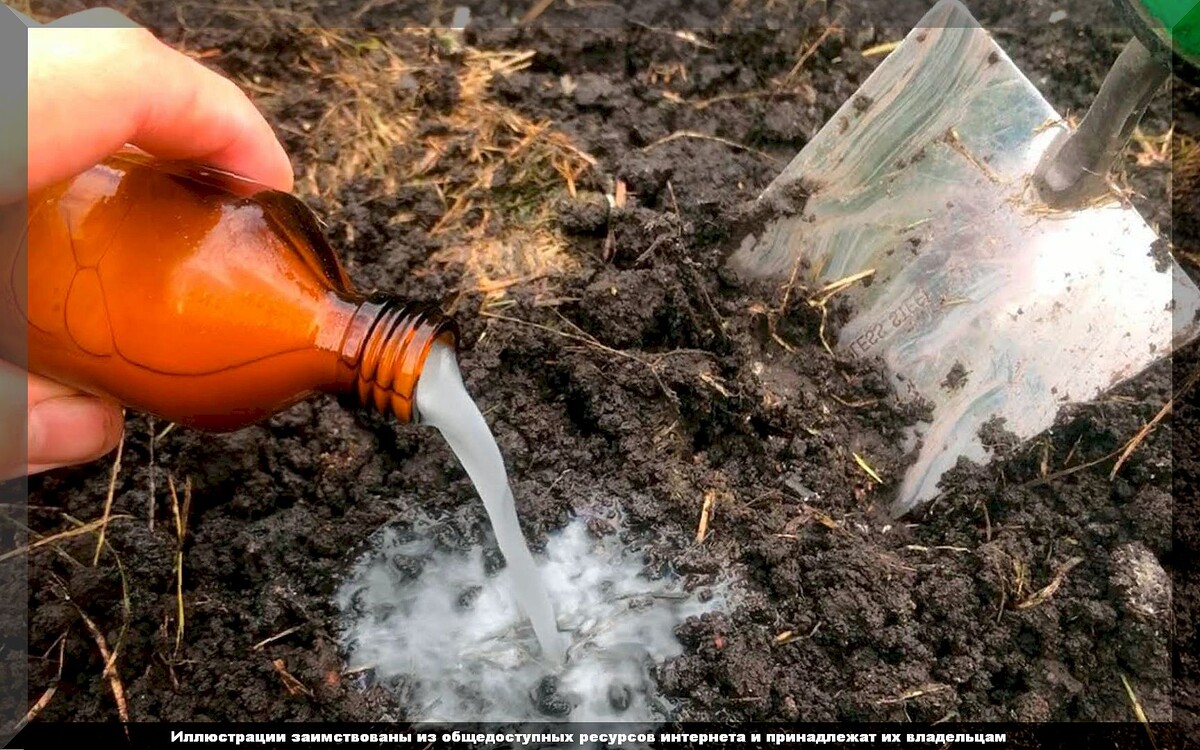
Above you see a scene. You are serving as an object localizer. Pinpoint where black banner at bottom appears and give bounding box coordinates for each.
[4,722,1181,750]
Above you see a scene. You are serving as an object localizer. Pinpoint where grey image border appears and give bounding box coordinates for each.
[7,0,1193,731]
[1,4,31,746]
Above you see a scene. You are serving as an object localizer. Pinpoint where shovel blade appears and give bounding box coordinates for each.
[728,0,1200,516]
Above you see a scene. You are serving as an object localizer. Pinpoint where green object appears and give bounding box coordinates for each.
[1131,0,1200,60]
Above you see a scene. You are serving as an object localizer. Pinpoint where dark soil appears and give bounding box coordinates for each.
[11,0,1200,732]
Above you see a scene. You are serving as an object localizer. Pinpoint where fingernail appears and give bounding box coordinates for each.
[28,396,121,467]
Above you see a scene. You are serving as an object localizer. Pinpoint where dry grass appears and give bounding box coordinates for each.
[852,452,883,484]
[294,29,596,311]
[643,130,779,163]
[1015,556,1083,611]
[1120,673,1158,747]
[1130,125,1175,168]
[168,475,193,655]
[93,427,126,565]
[15,634,65,731]
[77,605,130,730]
[695,489,720,543]
[272,658,314,697]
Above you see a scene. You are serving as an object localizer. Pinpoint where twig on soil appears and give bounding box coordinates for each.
[93,426,126,566]
[15,634,65,732]
[253,625,305,651]
[689,87,814,110]
[350,0,405,22]
[1027,365,1200,488]
[781,25,840,85]
[1120,673,1158,749]
[774,630,797,645]
[169,475,193,655]
[480,310,694,404]
[546,469,573,494]
[1015,556,1083,610]
[1109,364,1200,479]
[519,0,556,24]
[698,371,732,398]
[695,489,718,544]
[904,545,970,553]
[852,453,883,484]
[806,269,876,357]
[877,683,952,705]
[62,512,132,664]
[666,180,681,216]
[1022,447,1124,488]
[829,393,879,408]
[1130,124,1174,168]
[485,311,638,363]
[642,130,779,163]
[1063,434,1084,467]
[75,605,131,731]
[0,514,132,563]
[980,501,992,543]
[272,659,314,697]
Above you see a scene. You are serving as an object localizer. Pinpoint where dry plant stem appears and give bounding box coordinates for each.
[0,514,131,563]
[15,636,65,731]
[75,605,130,729]
[1014,556,1083,610]
[696,490,717,543]
[1109,363,1200,479]
[93,427,126,566]
[805,269,876,357]
[642,130,779,162]
[254,625,304,651]
[519,0,556,24]
[480,310,702,405]
[60,511,134,679]
[1120,673,1158,747]
[852,453,883,484]
[272,659,314,697]
[782,25,840,84]
[169,475,193,654]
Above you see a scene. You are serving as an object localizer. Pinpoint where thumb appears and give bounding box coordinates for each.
[26,375,124,477]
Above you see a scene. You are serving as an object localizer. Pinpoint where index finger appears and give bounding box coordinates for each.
[25,8,294,195]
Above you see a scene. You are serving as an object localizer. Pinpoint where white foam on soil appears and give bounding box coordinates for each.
[334,518,727,724]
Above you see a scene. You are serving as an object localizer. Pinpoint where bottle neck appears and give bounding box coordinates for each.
[335,295,458,423]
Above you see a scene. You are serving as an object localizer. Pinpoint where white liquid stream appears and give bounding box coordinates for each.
[414,342,566,663]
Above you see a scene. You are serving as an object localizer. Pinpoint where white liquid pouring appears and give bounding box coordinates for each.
[414,342,565,663]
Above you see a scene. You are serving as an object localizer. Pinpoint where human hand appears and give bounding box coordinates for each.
[2,7,294,479]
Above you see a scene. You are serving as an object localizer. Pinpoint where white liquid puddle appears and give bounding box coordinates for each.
[335,343,727,722]
[335,518,725,723]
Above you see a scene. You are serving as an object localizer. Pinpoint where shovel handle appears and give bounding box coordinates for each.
[1033,36,1169,209]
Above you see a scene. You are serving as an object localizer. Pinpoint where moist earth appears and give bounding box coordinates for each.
[9,0,1200,735]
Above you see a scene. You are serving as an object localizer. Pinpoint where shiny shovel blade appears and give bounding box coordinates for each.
[728,0,1200,516]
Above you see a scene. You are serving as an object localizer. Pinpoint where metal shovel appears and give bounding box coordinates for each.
[727,0,1200,516]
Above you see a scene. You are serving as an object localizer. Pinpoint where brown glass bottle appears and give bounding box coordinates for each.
[15,148,457,431]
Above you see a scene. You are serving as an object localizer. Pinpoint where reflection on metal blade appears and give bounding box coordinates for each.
[727,0,1200,515]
